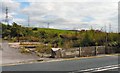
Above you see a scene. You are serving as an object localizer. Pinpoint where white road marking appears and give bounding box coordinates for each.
[74,64,120,73]
[95,66,118,71]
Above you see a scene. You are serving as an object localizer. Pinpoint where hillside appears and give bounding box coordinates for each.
[1,22,119,49]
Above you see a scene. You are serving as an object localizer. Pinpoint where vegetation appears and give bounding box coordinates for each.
[1,22,120,50]
[35,44,51,54]
[20,47,31,54]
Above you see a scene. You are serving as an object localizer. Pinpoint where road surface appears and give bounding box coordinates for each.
[2,55,119,73]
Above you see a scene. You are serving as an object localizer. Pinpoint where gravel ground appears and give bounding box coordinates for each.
[0,41,43,65]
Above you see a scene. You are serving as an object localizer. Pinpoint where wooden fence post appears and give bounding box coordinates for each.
[95,46,98,56]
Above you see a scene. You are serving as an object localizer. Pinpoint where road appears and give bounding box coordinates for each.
[2,55,119,73]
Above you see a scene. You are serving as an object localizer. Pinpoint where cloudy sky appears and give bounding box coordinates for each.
[0,0,119,32]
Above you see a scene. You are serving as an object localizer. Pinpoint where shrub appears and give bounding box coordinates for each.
[20,47,31,54]
[35,44,51,54]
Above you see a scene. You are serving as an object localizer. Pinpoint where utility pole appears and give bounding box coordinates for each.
[90,25,93,30]
[5,7,11,40]
[109,23,111,33]
[47,22,49,28]
[104,24,106,32]
[100,27,103,32]
[43,22,50,28]
[105,24,108,54]
[5,7,9,25]
[28,15,30,27]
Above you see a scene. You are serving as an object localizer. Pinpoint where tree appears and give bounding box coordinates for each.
[2,23,11,39]
[32,28,38,31]
[80,32,93,47]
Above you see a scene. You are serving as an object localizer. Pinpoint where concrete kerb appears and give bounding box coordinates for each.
[1,54,119,66]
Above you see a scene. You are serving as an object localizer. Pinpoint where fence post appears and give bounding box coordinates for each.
[79,47,81,57]
[95,46,97,56]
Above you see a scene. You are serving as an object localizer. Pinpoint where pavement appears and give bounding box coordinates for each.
[0,41,44,65]
[1,53,119,66]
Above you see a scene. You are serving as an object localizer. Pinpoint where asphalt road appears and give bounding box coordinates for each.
[2,55,119,73]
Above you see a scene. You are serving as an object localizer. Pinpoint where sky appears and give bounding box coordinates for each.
[0,0,120,32]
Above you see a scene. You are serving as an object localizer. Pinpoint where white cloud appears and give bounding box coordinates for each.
[21,2,118,32]
[0,0,119,32]
[26,0,120,2]
[1,0,20,12]
[0,0,21,24]
[13,18,26,24]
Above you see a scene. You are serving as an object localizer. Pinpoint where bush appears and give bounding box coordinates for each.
[35,44,51,54]
[20,47,31,54]
[32,28,38,31]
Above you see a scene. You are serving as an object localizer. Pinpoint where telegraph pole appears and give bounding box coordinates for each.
[5,7,9,25]
[5,7,11,40]
[28,15,30,27]
[105,24,108,54]
[47,22,49,28]
[43,22,50,28]
[109,23,111,33]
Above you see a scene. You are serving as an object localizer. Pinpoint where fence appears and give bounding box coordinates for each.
[61,46,119,58]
